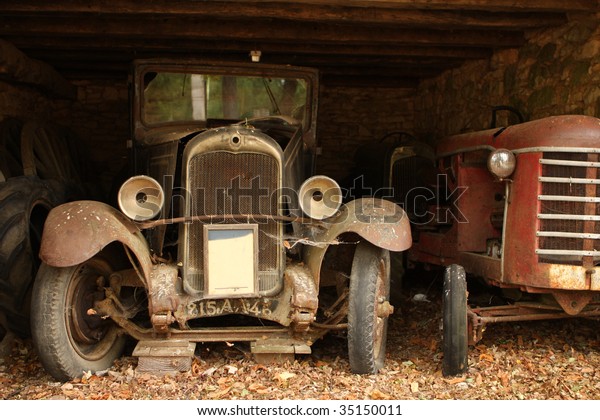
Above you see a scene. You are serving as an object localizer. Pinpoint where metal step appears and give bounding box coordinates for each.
[133,340,196,375]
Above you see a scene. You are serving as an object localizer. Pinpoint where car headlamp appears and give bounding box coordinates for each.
[118,175,164,221]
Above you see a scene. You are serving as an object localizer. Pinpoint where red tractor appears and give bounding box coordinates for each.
[384,113,600,376]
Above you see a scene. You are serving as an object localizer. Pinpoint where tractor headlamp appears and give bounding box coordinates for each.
[487,149,516,180]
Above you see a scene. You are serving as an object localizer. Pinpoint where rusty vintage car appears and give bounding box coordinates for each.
[30,59,411,381]
[383,114,600,376]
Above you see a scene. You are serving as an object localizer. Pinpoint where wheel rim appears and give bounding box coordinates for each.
[372,257,389,360]
[65,258,120,361]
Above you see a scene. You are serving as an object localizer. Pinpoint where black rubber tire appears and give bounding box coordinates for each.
[0,176,65,337]
[442,264,468,377]
[389,251,404,306]
[31,257,126,381]
[348,241,391,374]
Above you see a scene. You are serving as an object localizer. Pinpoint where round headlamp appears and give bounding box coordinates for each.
[487,149,516,179]
[298,175,342,220]
[118,175,164,221]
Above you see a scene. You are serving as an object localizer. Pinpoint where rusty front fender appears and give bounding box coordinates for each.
[40,201,153,282]
[304,198,411,286]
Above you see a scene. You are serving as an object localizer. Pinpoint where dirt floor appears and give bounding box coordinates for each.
[1,270,600,400]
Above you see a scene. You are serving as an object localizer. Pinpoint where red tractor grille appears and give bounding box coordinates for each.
[537,152,600,266]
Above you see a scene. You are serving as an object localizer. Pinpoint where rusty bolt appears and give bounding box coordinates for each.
[377,301,394,318]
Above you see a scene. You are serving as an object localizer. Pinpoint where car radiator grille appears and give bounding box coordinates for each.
[537,152,600,266]
[187,151,281,293]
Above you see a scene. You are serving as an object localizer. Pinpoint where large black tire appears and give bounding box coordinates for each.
[442,264,468,377]
[31,257,126,381]
[0,176,65,337]
[348,241,391,374]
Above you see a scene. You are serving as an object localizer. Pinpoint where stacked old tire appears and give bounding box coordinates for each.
[0,118,88,343]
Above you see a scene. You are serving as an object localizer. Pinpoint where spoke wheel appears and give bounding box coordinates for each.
[31,257,125,381]
[348,241,391,374]
[442,264,468,377]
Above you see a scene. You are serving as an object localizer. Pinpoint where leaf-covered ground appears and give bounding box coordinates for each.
[2,272,600,400]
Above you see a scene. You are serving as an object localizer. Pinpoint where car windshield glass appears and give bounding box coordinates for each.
[142,72,308,125]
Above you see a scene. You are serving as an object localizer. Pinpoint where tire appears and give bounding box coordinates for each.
[442,264,468,377]
[389,251,404,306]
[0,176,64,337]
[348,241,391,374]
[31,257,126,381]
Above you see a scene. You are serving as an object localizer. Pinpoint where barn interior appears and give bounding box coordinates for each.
[1,1,599,194]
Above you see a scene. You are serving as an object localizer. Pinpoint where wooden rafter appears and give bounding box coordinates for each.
[0,0,595,86]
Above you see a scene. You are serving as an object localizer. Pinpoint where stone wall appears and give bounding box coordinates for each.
[414,14,600,142]
[316,85,415,181]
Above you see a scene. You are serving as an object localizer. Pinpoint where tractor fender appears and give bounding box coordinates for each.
[304,198,411,285]
[39,201,153,281]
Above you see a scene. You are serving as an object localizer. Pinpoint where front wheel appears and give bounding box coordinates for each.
[31,257,126,381]
[348,242,391,374]
[442,264,468,377]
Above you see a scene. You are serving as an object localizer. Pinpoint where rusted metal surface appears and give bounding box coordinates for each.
[93,261,336,344]
[96,296,321,343]
[127,261,321,333]
[467,301,600,343]
[34,59,412,377]
[437,115,600,157]
[551,290,595,315]
[455,163,504,253]
[458,252,502,283]
[408,229,458,267]
[286,265,318,332]
[40,201,153,281]
[147,263,179,315]
[304,198,411,288]
[400,115,600,349]
[132,60,320,152]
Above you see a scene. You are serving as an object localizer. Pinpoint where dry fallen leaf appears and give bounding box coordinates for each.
[275,372,296,382]
[370,388,392,400]
[444,377,465,385]
[410,382,419,393]
[3,285,600,401]
[479,353,494,362]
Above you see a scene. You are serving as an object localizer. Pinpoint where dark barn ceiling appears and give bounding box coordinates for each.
[0,0,598,87]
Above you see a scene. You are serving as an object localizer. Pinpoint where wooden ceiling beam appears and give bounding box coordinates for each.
[24,48,472,69]
[321,74,419,88]
[10,36,494,60]
[0,16,525,48]
[236,0,597,13]
[0,1,569,29]
[32,48,447,74]
[0,0,593,14]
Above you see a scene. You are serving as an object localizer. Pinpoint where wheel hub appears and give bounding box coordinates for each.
[69,272,109,344]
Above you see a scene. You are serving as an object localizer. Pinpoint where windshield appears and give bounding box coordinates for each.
[142,72,308,125]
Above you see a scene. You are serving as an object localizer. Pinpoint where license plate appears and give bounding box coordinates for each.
[187,298,276,318]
